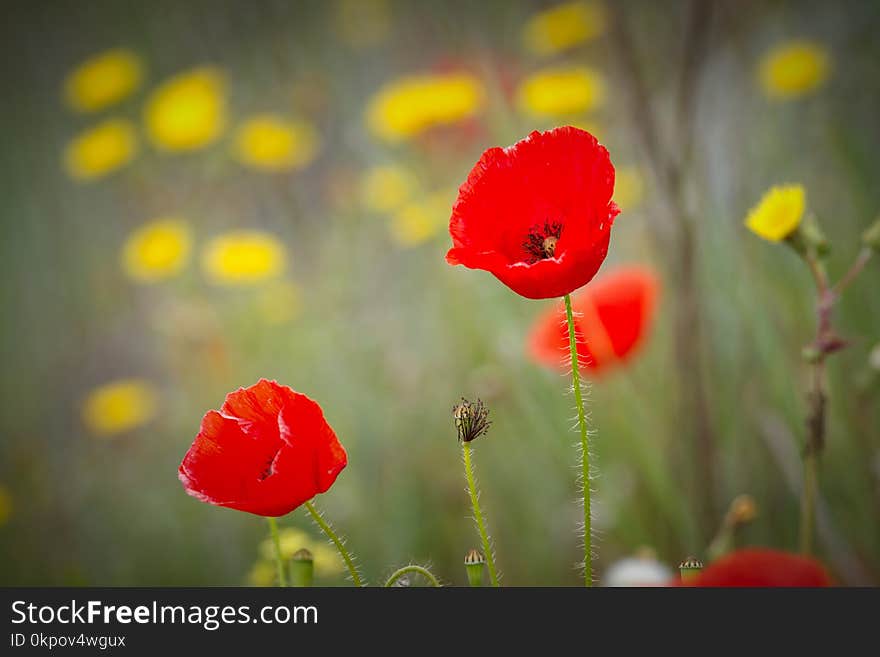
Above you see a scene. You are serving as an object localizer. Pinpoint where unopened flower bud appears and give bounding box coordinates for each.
[464,548,486,587]
[729,494,758,526]
[289,548,314,587]
[862,217,880,252]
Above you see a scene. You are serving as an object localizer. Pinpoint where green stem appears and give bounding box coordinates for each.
[304,500,364,587]
[564,293,592,587]
[266,517,288,587]
[462,441,500,586]
[384,565,442,588]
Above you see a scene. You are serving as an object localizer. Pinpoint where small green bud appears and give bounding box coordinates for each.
[862,217,880,252]
[802,345,822,363]
[464,549,485,587]
[679,556,703,582]
[289,548,314,587]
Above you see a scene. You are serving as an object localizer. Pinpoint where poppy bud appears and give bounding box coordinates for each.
[679,556,704,582]
[290,548,314,588]
[465,549,486,587]
[862,217,880,253]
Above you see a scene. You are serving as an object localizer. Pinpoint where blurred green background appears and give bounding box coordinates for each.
[0,0,878,586]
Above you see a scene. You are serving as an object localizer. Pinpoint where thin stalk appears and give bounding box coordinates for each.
[564,294,592,586]
[384,565,442,588]
[304,500,364,587]
[462,441,500,586]
[266,517,288,587]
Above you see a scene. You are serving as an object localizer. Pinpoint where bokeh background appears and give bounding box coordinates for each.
[1,0,878,586]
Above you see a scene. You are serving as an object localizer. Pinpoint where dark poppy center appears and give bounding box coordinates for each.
[522,221,563,263]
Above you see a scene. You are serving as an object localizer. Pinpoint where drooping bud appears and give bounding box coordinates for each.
[464,548,486,587]
[679,556,703,582]
[289,548,314,587]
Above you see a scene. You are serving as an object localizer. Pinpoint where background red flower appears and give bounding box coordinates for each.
[527,265,659,375]
[684,549,832,587]
[179,379,347,517]
[447,126,619,299]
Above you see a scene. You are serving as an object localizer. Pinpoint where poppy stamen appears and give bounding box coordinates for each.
[523,221,563,263]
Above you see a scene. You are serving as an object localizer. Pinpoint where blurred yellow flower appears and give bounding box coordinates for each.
[121,217,192,283]
[518,66,606,117]
[82,379,159,437]
[144,68,227,151]
[360,164,418,213]
[336,0,392,49]
[366,73,484,142]
[202,231,286,285]
[758,40,830,100]
[390,190,451,247]
[523,1,607,56]
[0,485,11,527]
[256,280,301,325]
[64,48,144,113]
[63,118,138,181]
[234,115,320,172]
[745,184,805,241]
[614,166,645,211]
[248,527,344,585]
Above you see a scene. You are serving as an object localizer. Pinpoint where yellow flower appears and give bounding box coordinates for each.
[745,184,805,241]
[82,379,159,437]
[390,190,451,247]
[64,49,144,113]
[63,118,138,181]
[366,73,484,142]
[517,66,605,117]
[614,166,645,211]
[202,231,286,285]
[255,280,301,325]
[360,164,418,213]
[234,115,320,172]
[0,485,11,527]
[523,1,607,56]
[144,68,227,151]
[335,0,392,49]
[248,527,344,585]
[121,217,192,283]
[758,40,831,100]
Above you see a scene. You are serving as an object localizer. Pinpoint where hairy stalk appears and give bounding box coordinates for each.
[564,294,592,586]
[383,565,442,588]
[304,500,364,587]
[266,517,288,587]
[462,441,500,586]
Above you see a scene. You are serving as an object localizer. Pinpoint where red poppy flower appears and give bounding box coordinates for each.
[683,549,831,587]
[446,126,618,299]
[527,266,659,375]
[178,379,347,517]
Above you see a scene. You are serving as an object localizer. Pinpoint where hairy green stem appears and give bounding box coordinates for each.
[383,565,442,588]
[564,293,592,586]
[266,517,288,587]
[304,500,364,587]
[462,441,499,586]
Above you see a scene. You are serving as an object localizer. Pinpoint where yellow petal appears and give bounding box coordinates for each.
[758,40,831,100]
[63,118,138,181]
[121,217,192,283]
[234,115,320,171]
[64,49,144,113]
[202,230,287,285]
[523,2,607,56]
[144,67,227,151]
[82,379,159,437]
[745,184,806,241]
[517,66,606,117]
